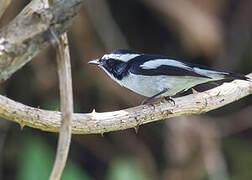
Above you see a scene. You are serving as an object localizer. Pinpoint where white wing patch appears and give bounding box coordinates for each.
[102,53,140,62]
[140,59,191,70]
[193,67,228,75]
[193,67,228,80]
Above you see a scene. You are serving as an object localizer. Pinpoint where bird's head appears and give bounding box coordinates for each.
[88,49,141,80]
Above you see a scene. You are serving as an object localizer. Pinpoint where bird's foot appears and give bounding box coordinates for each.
[164,96,175,105]
[141,99,155,109]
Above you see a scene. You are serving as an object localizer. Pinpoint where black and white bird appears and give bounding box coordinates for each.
[89,49,249,105]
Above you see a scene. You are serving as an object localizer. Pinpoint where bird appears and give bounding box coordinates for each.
[88,49,249,105]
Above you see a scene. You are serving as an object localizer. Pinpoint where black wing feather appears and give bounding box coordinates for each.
[128,55,211,78]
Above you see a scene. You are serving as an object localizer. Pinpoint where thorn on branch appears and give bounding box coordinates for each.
[19,122,25,130]
[191,88,199,94]
[100,132,104,137]
[134,126,140,134]
[92,109,96,114]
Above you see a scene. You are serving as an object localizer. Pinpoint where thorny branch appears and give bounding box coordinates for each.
[0,73,251,135]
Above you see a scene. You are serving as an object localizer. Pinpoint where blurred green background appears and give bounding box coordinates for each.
[0,0,252,179]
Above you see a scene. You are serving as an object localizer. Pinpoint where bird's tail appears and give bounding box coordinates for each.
[193,67,250,81]
[223,72,250,81]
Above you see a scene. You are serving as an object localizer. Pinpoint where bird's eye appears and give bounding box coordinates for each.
[106,59,116,66]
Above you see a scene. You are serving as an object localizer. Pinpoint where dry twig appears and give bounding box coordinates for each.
[0,0,12,18]
[49,33,73,180]
[45,0,74,179]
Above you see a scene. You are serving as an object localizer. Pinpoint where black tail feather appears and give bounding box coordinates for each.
[224,72,250,81]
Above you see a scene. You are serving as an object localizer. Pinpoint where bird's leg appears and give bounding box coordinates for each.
[164,96,175,105]
[135,88,169,133]
[141,88,169,106]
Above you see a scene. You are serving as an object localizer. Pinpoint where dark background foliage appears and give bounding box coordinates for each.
[0,0,252,179]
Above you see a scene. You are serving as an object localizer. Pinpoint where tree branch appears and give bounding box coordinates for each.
[0,73,251,134]
[0,0,83,82]
[49,33,73,180]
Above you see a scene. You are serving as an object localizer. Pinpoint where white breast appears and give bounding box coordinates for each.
[100,66,215,98]
[120,73,214,97]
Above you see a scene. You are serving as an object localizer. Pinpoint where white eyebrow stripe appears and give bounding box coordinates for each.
[140,59,191,70]
[102,53,140,62]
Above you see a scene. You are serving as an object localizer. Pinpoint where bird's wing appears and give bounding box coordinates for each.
[128,54,248,81]
[129,56,212,78]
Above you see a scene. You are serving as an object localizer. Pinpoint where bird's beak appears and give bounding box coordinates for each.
[88,59,100,65]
